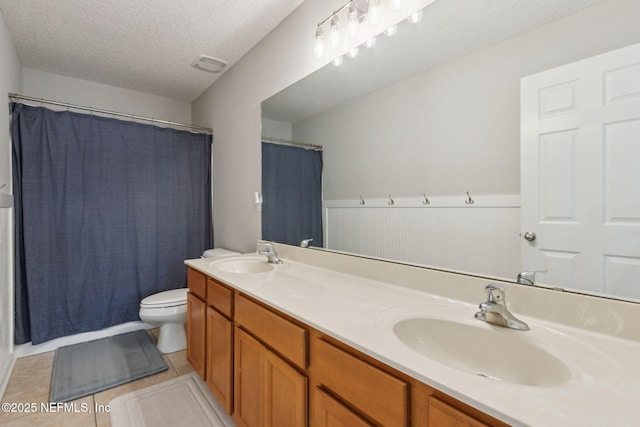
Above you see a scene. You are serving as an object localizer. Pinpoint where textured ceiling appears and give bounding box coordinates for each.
[262,0,605,123]
[0,0,303,102]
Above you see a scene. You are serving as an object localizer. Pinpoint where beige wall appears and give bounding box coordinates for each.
[192,0,433,252]
[22,68,191,124]
[294,0,640,200]
[193,0,640,253]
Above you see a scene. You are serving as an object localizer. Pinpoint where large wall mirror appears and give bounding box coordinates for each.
[261,0,640,303]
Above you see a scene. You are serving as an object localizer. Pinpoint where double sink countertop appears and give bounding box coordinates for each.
[185,251,640,427]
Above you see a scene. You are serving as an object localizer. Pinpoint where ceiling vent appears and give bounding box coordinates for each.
[191,55,227,73]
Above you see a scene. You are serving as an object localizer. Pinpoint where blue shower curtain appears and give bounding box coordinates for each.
[262,142,323,247]
[11,103,212,345]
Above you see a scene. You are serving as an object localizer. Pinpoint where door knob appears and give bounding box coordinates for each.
[523,232,537,242]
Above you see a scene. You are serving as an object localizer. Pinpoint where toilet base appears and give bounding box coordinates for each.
[156,323,187,354]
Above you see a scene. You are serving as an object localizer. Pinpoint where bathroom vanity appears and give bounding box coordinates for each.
[185,243,640,426]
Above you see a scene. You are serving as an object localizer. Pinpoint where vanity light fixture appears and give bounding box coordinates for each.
[315,0,435,62]
[333,56,344,66]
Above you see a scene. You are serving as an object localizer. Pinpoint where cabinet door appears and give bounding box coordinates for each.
[235,328,264,427]
[312,387,373,427]
[235,328,308,427]
[206,307,233,414]
[187,292,206,378]
[264,350,307,427]
[428,396,489,427]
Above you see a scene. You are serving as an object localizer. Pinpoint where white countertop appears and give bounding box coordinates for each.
[185,253,640,427]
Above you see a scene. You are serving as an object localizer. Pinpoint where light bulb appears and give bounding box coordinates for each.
[329,15,339,49]
[348,1,359,39]
[314,26,324,58]
[347,46,359,59]
[368,0,380,26]
[333,56,343,67]
[407,9,423,23]
[364,37,376,48]
[384,24,397,37]
[391,0,403,11]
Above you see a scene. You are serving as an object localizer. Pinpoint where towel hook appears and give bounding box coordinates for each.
[422,193,430,205]
[465,191,474,205]
[359,195,365,205]
[388,195,395,206]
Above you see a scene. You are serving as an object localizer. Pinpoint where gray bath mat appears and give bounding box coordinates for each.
[50,330,167,402]
[109,372,235,427]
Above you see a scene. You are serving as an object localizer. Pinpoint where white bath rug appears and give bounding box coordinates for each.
[109,372,236,427]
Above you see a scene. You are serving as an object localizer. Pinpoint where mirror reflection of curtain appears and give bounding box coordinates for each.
[11,103,213,344]
[261,142,323,247]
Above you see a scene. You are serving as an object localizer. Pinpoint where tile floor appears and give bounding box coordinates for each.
[0,329,194,427]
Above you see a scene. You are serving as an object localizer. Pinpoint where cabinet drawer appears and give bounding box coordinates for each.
[428,396,489,427]
[235,294,307,370]
[313,338,408,427]
[207,277,233,318]
[187,268,206,300]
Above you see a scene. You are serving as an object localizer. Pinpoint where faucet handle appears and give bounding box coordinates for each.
[484,284,505,305]
[517,269,548,285]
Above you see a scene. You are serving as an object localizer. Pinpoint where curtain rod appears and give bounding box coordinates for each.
[8,93,213,135]
[261,136,323,151]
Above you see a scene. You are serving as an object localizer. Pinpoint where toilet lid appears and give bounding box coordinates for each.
[141,288,188,307]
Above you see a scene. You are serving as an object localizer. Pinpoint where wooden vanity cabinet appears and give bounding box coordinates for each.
[186,268,510,427]
[186,268,207,378]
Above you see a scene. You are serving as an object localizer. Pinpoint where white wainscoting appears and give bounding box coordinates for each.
[0,197,14,399]
[324,195,521,280]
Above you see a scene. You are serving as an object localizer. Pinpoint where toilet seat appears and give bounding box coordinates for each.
[140,288,187,308]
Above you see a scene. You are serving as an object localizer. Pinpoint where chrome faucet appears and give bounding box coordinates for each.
[517,269,547,286]
[300,238,313,248]
[475,284,529,331]
[259,242,283,264]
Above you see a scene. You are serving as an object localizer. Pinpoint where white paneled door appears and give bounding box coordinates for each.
[521,42,640,299]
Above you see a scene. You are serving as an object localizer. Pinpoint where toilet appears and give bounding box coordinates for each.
[139,288,189,353]
[139,248,240,353]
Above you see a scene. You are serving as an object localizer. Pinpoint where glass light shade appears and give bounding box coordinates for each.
[368,0,380,26]
[333,56,344,67]
[364,37,376,48]
[314,27,325,58]
[391,0,403,11]
[384,24,398,37]
[348,1,359,38]
[329,15,339,48]
[347,46,359,59]
[407,9,423,23]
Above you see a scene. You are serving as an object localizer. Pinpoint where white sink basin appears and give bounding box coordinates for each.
[211,256,277,274]
[393,317,571,387]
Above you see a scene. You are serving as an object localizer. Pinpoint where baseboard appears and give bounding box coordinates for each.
[14,321,153,358]
[0,353,16,400]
